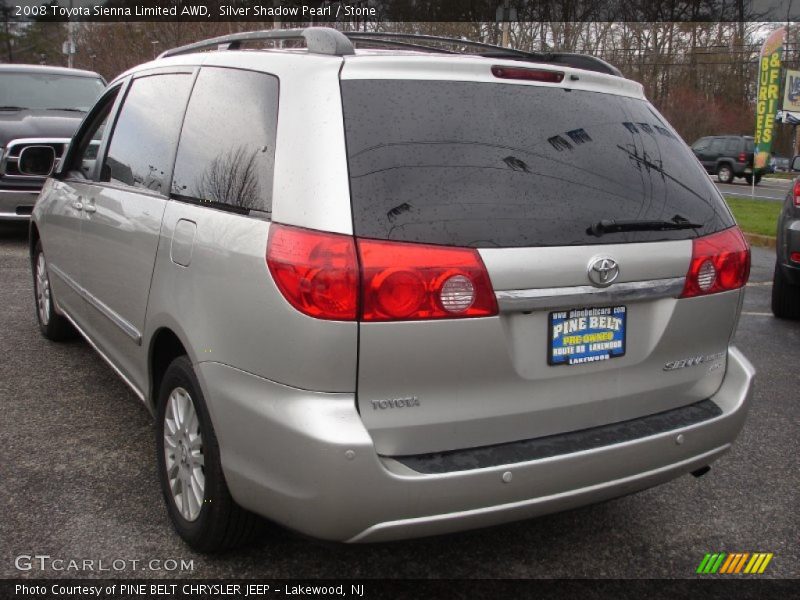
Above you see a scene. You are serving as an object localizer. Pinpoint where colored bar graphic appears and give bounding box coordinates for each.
[710,553,726,573]
[719,553,737,573]
[734,553,750,573]
[696,554,712,574]
[697,552,772,574]
[758,554,774,573]
[744,554,760,573]
[725,553,740,573]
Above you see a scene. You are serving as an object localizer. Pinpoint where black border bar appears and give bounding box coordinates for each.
[8,1,800,23]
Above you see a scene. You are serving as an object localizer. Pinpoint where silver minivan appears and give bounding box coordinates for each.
[27,28,754,552]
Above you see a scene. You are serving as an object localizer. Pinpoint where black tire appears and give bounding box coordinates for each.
[32,241,76,341]
[717,164,734,184]
[772,262,800,319]
[755,174,762,185]
[156,356,263,552]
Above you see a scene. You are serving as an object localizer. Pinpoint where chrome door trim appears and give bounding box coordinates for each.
[53,298,146,404]
[494,277,686,312]
[49,263,143,345]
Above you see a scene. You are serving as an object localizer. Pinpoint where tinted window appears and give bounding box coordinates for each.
[66,87,118,179]
[171,67,278,215]
[709,138,726,154]
[0,72,104,111]
[102,74,192,193]
[691,138,710,151]
[724,138,740,154]
[342,80,733,247]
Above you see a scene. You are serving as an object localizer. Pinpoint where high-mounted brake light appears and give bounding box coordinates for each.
[793,180,800,207]
[680,227,750,298]
[491,65,565,83]
[266,224,498,321]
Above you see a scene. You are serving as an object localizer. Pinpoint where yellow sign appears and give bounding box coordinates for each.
[754,27,786,170]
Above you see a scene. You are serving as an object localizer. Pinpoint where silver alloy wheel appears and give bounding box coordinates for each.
[163,387,205,522]
[35,252,51,326]
[717,165,733,183]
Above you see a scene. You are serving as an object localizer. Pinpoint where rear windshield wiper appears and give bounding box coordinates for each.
[46,107,86,112]
[0,105,26,111]
[587,215,702,237]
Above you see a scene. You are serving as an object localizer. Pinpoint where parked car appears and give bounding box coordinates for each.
[772,155,800,318]
[773,155,790,172]
[0,64,105,221]
[26,28,754,552]
[691,135,761,185]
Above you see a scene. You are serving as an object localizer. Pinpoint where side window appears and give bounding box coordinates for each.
[101,73,193,194]
[171,67,278,215]
[724,138,740,154]
[692,138,709,151]
[709,138,725,154]
[66,87,120,180]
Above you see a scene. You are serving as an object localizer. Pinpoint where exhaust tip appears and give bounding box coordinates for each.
[691,465,711,478]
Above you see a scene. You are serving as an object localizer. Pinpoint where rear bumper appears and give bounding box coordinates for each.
[198,347,754,543]
[0,189,38,220]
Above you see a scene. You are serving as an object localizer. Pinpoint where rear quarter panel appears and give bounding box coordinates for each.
[145,201,358,403]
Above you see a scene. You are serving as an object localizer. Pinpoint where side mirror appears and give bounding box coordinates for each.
[792,156,800,172]
[18,145,56,177]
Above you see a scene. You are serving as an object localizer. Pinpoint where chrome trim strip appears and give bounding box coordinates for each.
[0,189,39,195]
[495,277,686,312]
[5,137,72,146]
[49,263,143,345]
[54,299,147,404]
[0,212,31,220]
[1,138,70,179]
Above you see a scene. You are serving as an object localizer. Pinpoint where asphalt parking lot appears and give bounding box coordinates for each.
[1,222,797,580]
[715,177,791,202]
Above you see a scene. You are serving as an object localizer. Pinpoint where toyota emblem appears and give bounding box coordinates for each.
[587,257,620,287]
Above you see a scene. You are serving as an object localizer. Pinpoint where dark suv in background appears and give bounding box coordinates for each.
[772,155,800,319]
[0,64,105,221]
[691,135,760,185]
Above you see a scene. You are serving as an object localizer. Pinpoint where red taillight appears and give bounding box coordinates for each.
[793,180,800,207]
[358,239,498,321]
[267,225,498,321]
[267,224,358,320]
[790,252,800,263]
[491,65,564,83]
[739,152,747,163]
[681,227,750,298]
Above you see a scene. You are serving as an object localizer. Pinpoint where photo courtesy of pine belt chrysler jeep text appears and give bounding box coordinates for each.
[25,28,755,552]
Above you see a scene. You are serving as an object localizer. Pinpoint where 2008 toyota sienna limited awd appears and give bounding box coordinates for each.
[25,28,755,552]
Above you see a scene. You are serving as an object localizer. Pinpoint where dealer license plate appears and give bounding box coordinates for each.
[548,305,627,366]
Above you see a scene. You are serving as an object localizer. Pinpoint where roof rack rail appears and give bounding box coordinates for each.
[158,26,622,78]
[158,27,354,59]
[342,31,622,77]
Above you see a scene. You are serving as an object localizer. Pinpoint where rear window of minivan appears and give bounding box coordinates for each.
[341,80,734,248]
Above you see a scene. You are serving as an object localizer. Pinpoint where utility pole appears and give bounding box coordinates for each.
[496,1,516,49]
[65,0,75,68]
